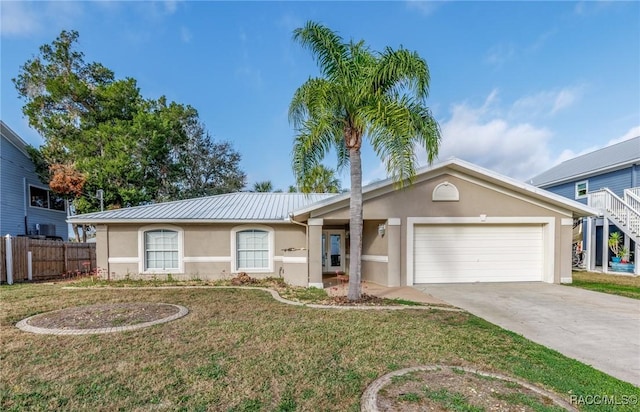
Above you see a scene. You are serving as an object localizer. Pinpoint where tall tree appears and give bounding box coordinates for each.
[290,21,441,300]
[14,30,246,220]
[172,122,246,199]
[298,164,341,193]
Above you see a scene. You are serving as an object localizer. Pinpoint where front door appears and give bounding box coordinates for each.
[322,230,345,273]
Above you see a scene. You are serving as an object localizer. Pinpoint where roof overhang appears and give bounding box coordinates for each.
[291,158,597,219]
[535,160,639,188]
[66,218,293,225]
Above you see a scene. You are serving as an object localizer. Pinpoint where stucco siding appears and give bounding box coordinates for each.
[314,173,572,286]
[362,260,387,285]
[362,220,387,256]
[316,174,566,220]
[98,222,308,285]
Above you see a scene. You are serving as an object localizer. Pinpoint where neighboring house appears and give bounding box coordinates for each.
[530,136,640,274]
[68,158,594,287]
[1,121,69,239]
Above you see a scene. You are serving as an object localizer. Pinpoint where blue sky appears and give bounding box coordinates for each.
[2,1,639,190]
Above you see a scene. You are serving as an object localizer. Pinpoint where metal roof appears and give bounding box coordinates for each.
[68,192,336,223]
[529,136,640,187]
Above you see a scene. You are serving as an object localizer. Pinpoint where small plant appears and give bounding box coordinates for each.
[608,232,623,260]
[619,246,630,263]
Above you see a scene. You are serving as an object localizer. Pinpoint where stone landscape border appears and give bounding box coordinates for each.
[360,364,578,412]
[61,285,464,312]
[16,303,188,335]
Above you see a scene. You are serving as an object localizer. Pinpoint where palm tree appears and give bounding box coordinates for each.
[299,164,341,193]
[253,180,273,192]
[290,21,441,300]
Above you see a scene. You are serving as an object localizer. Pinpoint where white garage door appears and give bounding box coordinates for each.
[413,224,544,283]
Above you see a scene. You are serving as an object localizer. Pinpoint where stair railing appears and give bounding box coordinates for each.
[588,188,639,237]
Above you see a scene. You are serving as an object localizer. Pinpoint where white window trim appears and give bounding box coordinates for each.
[138,225,184,274]
[575,180,588,199]
[231,224,274,273]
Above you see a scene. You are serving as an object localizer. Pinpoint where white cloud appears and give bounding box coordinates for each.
[430,98,555,180]
[484,43,515,67]
[606,126,640,145]
[0,1,85,38]
[0,2,40,36]
[510,86,583,119]
[164,1,179,15]
[180,26,192,43]
[406,0,444,16]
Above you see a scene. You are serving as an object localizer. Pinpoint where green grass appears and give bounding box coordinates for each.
[569,271,640,299]
[1,282,638,411]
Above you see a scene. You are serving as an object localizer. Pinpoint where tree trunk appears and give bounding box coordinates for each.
[347,147,363,300]
[73,224,81,242]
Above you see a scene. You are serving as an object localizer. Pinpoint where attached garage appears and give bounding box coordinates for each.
[413,224,545,283]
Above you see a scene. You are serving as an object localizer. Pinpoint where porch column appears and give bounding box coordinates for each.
[386,218,401,287]
[308,219,324,288]
[560,218,574,283]
[602,218,609,273]
[586,217,595,271]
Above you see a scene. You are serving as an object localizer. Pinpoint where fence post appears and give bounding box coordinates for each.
[27,251,33,281]
[5,235,13,285]
[63,243,68,275]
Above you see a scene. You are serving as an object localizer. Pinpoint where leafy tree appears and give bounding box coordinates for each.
[298,164,341,193]
[171,122,246,199]
[290,21,441,300]
[253,181,274,192]
[14,30,246,225]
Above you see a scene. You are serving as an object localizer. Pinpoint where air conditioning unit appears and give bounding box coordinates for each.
[38,224,56,236]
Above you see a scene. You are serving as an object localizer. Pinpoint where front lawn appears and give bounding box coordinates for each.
[570,271,640,299]
[1,282,638,411]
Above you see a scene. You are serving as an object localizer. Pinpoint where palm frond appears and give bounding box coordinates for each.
[293,21,349,81]
[373,47,430,101]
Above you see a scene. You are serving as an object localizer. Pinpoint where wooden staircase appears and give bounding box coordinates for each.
[588,187,640,241]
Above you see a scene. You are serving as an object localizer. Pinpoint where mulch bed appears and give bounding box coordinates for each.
[376,367,570,411]
[25,303,180,330]
[320,293,398,306]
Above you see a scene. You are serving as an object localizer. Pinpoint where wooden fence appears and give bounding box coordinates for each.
[0,236,96,283]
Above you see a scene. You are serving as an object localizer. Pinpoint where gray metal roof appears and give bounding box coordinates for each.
[529,136,640,187]
[68,192,336,223]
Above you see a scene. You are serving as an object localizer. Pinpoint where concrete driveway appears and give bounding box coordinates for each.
[414,282,640,386]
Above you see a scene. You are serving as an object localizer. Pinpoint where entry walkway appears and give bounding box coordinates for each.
[324,279,448,306]
[414,282,640,386]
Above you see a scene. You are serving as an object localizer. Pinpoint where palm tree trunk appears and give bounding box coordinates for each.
[347,147,363,300]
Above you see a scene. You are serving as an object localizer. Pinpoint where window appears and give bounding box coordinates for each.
[29,186,65,211]
[236,229,269,270]
[575,181,588,199]
[144,229,179,270]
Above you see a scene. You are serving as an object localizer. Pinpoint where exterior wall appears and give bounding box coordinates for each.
[543,166,635,204]
[315,173,573,285]
[361,220,388,285]
[1,133,69,238]
[97,222,308,286]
